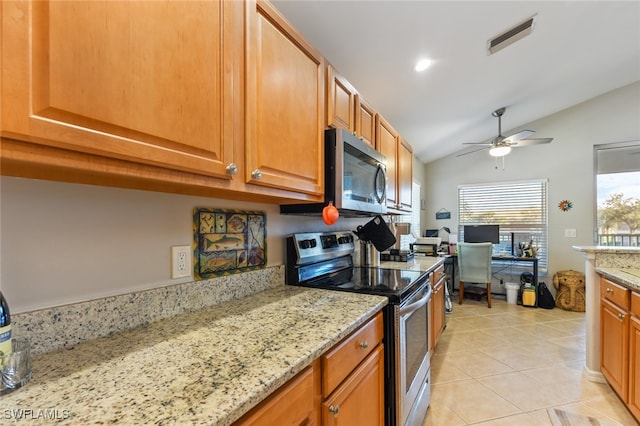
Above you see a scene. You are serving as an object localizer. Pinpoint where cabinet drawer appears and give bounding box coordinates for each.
[322,311,383,397]
[631,292,640,317]
[601,277,630,310]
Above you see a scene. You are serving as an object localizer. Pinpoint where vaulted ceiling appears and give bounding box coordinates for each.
[271,1,640,163]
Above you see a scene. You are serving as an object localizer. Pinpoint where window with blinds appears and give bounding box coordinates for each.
[458,179,548,274]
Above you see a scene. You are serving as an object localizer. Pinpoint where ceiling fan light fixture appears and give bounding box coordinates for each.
[489,145,511,157]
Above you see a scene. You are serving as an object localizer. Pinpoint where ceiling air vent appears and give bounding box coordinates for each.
[488,15,536,55]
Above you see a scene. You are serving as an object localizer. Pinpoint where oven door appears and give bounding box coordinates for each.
[398,283,432,426]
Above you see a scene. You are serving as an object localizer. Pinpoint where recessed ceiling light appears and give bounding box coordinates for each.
[414,58,432,72]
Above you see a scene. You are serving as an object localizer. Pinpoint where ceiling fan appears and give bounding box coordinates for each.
[458,107,553,158]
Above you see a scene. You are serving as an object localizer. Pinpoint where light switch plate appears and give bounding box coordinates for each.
[565,229,577,238]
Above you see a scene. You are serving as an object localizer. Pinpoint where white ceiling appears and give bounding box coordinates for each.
[270,0,640,163]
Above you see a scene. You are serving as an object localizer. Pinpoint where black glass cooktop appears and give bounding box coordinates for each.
[301,266,428,303]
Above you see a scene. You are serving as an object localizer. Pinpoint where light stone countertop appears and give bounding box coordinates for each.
[379,255,446,273]
[597,268,640,291]
[2,286,387,425]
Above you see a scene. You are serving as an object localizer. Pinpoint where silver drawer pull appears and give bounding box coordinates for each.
[329,405,340,415]
[251,169,263,180]
[359,341,369,349]
[606,288,614,293]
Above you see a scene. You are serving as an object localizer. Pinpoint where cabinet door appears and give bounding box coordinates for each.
[375,115,398,208]
[322,345,384,426]
[245,0,324,196]
[601,298,629,401]
[630,316,640,419]
[235,361,320,426]
[398,137,413,211]
[1,1,240,179]
[431,277,445,351]
[327,65,357,132]
[355,96,376,149]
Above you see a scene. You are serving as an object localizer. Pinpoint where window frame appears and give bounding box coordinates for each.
[457,179,548,275]
[593,140,640,247]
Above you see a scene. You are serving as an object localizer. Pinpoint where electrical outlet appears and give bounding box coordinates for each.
[171,245,192,279]
[565,228,577,238]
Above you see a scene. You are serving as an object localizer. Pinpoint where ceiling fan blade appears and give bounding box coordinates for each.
[504,130,535,142]
[511,137,553,147]
[456,146,489,157]
[462,142,493,146]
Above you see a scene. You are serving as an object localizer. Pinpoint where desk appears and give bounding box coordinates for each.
[437,253,538,293]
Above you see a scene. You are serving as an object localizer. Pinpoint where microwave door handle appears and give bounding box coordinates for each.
[374,163,387,204]
[400,286,432,316]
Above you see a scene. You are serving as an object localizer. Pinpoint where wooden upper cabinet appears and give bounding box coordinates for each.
[356,96,376,148]
[327,65,357,133]
[376,115,398,208]
[1,0,242,180]
[398,137,413,211]
[245,0,324,197]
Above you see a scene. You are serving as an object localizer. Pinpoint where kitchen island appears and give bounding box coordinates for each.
[573,246,640,382]
[1,286,387,425]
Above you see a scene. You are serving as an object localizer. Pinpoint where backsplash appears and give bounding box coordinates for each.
[13,266,284,356]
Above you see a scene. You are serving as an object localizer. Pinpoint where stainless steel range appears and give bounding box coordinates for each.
[285,231,432,426]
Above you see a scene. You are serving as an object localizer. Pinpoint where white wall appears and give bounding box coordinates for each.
[0,177,368,313]
[422,82,640,283]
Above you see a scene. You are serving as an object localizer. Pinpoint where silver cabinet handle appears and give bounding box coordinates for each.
[359,341,369,349]
[619,313,626,320]
[251,169,262,180]
[226,163,238,175]
[329,405,340,415]
[606,288,614,293]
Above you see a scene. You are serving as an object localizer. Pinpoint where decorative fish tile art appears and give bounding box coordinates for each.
[193,208,266,279]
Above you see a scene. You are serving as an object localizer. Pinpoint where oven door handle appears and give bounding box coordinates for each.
[400,286,432,316]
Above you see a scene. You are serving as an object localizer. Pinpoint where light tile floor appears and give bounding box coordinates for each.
[423,297,639,425]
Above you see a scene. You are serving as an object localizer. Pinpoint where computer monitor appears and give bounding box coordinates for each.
[463,225,500,244]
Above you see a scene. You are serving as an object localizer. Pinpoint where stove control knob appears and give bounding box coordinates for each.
[299,240,311,249]
[299,239,317,250]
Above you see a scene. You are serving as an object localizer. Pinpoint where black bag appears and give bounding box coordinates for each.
[537,282,555,309]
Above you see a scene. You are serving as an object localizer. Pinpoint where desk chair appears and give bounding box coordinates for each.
[457,242,493,308]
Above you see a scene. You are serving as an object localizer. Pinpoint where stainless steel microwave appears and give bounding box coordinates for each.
[281,128,387,217]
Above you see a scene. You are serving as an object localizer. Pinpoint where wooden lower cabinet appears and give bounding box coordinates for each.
[322,345,384,426]
[236,361,321,426]
[431,266,445,354]
[599,275,640,422]
[234,311,384,426]
[601,298,629,399]
[629,292,640,420]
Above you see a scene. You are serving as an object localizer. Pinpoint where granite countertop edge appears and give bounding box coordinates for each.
[597,268,640,291]
[1,286,388,425]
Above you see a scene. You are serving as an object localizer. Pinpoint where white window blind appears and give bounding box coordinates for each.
[458,179,548,274]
